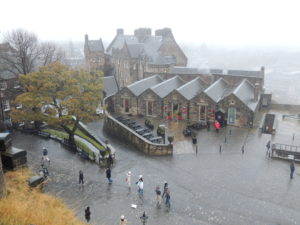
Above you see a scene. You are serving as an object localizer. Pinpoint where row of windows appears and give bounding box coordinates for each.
[0,81,20,90]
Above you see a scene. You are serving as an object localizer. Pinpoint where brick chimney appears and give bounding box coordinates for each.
[155,28,174,39]
[254,83,260,101]
[117,28,124,36]
[134,28,151,42]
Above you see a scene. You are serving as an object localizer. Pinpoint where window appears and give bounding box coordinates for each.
[0,82,7,90]
[14,81,20,89]
[3,100,10,111]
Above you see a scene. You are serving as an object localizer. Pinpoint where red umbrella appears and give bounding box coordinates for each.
[214,120,220,129]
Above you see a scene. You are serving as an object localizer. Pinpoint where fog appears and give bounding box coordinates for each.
[1,0,300,104]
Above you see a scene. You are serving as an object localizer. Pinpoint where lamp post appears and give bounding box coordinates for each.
[140,211,148,225]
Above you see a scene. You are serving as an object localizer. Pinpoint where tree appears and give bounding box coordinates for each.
[11,62,103,146]
[40,42,65,66]
[0,29,66,76]
[0,29,41,75]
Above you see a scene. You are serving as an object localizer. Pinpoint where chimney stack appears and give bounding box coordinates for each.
[85,34,88,43]
[254,83,260,101]
[117,28,124,36]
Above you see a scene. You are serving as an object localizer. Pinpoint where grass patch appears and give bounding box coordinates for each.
[42,129,96,160]
[0,169,87,225]
[66,125,105,151]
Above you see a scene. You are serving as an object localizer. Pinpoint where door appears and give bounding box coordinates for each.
[228,107,236,125]
[147,101,153,116]
[199,105,206,121]
[124,99,129,113]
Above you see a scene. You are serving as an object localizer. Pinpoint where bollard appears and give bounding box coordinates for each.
[219,145,222,153]
[224,136,227,143]
[241,145,244,154]
[229,129,231,135]
[196,145,198,154]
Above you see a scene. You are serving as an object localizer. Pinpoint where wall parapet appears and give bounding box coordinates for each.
[103,115,173,156]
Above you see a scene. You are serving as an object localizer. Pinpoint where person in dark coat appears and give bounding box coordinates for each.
[79,170,84,185]
[106,167,112,183]
[108,154,113,167]
[85,206,91,222]
[290,161,295,179]
[162,181,168,199]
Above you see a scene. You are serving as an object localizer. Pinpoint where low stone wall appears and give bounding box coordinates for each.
[103,115,173,156]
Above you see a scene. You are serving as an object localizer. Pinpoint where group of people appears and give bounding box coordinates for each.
[81,169,171,223]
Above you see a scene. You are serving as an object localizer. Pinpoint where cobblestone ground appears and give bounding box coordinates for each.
[12,109,300,225]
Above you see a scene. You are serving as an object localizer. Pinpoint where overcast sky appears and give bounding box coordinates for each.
[1,0,300,47]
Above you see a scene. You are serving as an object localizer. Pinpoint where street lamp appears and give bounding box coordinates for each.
[140,211,148,225]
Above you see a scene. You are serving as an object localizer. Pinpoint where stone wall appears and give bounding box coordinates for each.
[103,115,173,156]
[138,89,162,117]
[190,93,217,122]
[163,90,189,120]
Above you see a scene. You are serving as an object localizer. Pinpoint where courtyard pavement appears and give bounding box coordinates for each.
[11,108,300,225]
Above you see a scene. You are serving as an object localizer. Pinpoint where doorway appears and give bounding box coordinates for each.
[124,99,129,113]
[147,101,153,116]
[227,107,236,125]
[199,105,207,121]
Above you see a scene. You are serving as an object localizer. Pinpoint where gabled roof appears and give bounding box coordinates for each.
[176,77,208,100]
[107,35,139,54]
[151,76,185,98]
[204,78,232,103]
[87,39,104,52]
[127,75,163,96]
[127,44,144,58]
[232,79,260,112]
[104,76,119,97]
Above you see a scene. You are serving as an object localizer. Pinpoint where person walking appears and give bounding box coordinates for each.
[120,215,127,225]
[126,171,131,188]
[106,167,112,183]
[136,175,144,197]
[42,147,50,165]
[85,206,91,222]
[165,189,171,208]
[162,181,168,199]
[39,164,49,178]
[108,154,113,167]
[155,186,162,207]
[79,170,84,186]
[290,161,295,179]
[266,140,271,156]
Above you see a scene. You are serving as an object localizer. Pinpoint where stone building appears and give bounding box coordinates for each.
[0,43,23,130]
[111,75,261,127]
[85,27,187,88]
[164,77,208,120]
[113,75,163,115]
[138,76,185,118]
[210,67,265,90]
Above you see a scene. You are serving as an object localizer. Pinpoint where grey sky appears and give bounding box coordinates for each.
[1,0,300,46]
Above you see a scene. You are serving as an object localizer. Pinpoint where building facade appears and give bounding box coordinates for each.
[112,75,261,128]
[85,27,188,88]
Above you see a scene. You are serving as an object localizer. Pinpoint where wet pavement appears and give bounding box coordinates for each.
[12,108,300,225]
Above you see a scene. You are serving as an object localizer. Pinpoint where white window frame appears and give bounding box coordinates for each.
[0,82,7,90]
[3,100,10,111]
